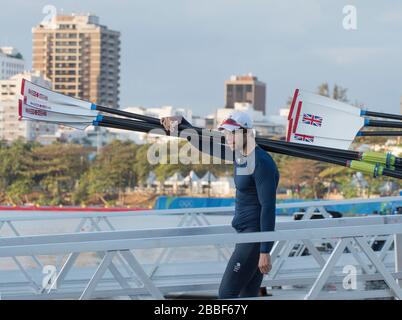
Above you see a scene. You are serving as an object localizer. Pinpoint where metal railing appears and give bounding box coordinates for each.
[0,211,401,300]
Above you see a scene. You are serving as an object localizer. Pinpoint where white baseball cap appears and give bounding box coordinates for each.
[218,111,253,132]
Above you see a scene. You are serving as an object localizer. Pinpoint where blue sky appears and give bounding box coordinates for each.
[1,0,402,116]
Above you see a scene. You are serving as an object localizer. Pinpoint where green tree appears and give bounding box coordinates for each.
[317,82,348,101]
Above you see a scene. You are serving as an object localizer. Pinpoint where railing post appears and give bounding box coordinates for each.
[395,233,402,287]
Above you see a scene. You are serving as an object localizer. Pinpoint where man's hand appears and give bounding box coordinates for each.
[160,116,183,132]
[258,253,272,274]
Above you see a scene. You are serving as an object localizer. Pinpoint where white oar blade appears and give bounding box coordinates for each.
[21,79,94,110]
[19,99,95,130]
[291,99,365,140]
[24,119,91,130]
[298,90,361,116]
[288,132,354,150]
[23,95,98,117]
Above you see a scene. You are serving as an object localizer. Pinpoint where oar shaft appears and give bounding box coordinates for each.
[357,131,402,136]
[98,115,402,170]
[95,105,196,131]
[97,117,348,166]
[259,138,361,160]
[362,110,402,121]
[95,119,401,179]
[95,105,162,126]
[383,168,402,179]
[366,119,402,129]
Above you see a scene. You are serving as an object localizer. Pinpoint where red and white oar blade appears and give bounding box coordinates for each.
[291,99,365,140]
[23,95,98,117]
[288,132,354,150]
[18,99,94,130]
[21,79,94,110]
[298,90,361,116]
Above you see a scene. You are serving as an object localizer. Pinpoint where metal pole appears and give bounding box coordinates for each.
[395,234,402,287]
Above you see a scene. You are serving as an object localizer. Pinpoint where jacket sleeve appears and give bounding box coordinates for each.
[253,157,279,253]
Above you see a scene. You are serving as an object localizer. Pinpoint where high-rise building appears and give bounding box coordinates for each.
[0,47,25,80]
[0,71,56,142]
[224,73,266,115]
[32,14,120,108]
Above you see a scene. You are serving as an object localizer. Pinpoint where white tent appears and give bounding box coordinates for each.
[211,176,235,195]
[183,170,201,193]
[199,171,217,186]
[183,170,200,183]
[164,172,184,186]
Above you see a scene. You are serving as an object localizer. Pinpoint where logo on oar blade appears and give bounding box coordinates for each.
[302,113,323,127]
[28,88,48,101]
[25,106,47,116]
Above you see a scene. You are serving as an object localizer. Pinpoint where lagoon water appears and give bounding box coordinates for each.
[0,213,292,270]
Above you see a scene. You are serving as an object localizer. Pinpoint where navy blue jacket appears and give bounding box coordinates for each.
[233,146,279,253]
[180,118,280,253]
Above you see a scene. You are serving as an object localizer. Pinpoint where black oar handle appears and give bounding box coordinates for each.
[95,105,197,131]
[366,119,402,129]
[259,138,360,160]
[395,158,402,168]
[99,116,348,167]
[96,112,402,173]
[383,168,402,179]
[96,119,402,179]
[363,110,402,121]
[357,131,402,136]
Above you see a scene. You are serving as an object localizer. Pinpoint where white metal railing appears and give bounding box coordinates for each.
[0,196,400,237]
[1,197,400,272]
[0,214,401,300]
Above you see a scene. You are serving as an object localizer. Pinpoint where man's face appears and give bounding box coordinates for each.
[223,129,246,151]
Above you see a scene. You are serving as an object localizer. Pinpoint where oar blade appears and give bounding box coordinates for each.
[23,95,98,117]
[18,99,94,130]
[21,79,95,111]
[291,99,365,140]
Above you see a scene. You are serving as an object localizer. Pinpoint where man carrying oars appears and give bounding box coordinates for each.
[161,111,280,299]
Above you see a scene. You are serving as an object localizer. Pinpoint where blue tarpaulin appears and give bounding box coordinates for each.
[154,196,401,216]
[154,196,235,210]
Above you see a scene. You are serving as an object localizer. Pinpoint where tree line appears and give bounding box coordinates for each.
[0,82,398,206]
[0,136,397,207]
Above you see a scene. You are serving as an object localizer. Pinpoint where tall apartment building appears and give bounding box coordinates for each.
[224,74,266,115]
[0,71,56,142]
[0,47,25,80]
[32,14,120,108]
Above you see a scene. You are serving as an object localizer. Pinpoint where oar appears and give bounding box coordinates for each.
[20,79,402,177]
[21,79,98,115]
[18,99,95,127]
[93,117,402,179]
[356,131,402,136]
[286,88,402,150]
[262,138,401,169]
[100,113,402,169]
[291,88,402,121]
